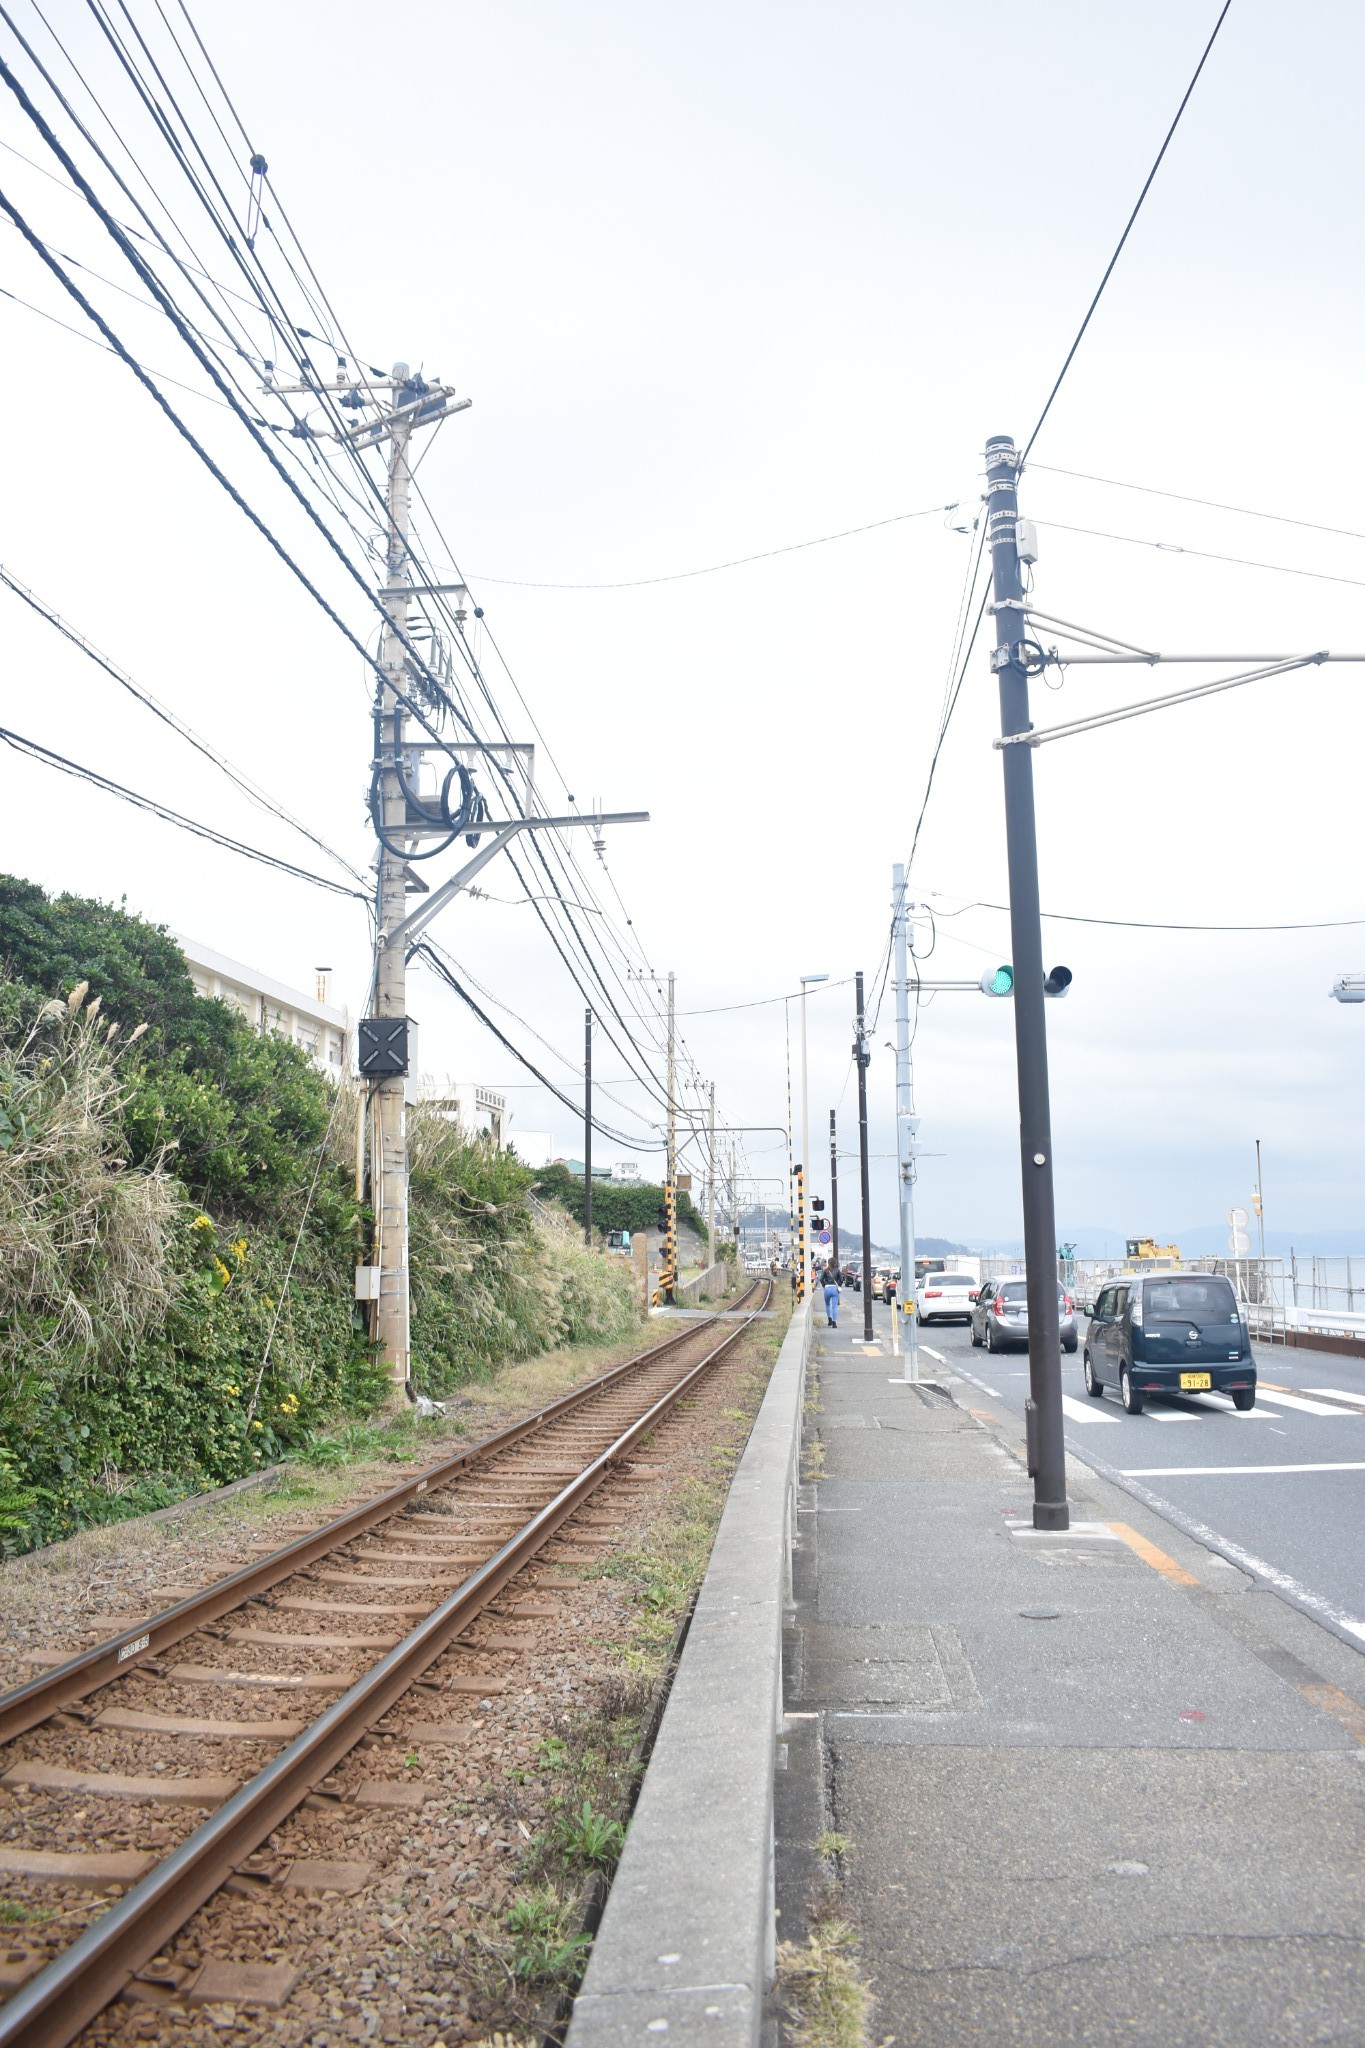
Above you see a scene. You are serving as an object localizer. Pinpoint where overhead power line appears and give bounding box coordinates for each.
[1036,519,1365,592]
[967,899,1365,935]
[0,721,368,898]
[1022,0,1233,460]
[412,944,662,1152]
[470,502,962,590]
[1028,463,1365,546]
[0,563,368,887]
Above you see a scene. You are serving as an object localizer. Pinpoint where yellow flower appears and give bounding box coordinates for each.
[229,1238,247,1263]
[251,1420,264,1431]
[223,1383,241,1397]
[213,1257,232,1286]
[192,1214,213,1232]
[264,1295,276,1309]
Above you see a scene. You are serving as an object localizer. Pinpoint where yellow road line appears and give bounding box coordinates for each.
[1106,1521,1200,1586]
[1297,1682,1365,1747]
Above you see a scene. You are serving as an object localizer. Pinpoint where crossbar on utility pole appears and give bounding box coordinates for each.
[986,433,1069,1530]
[854,971,874,1343]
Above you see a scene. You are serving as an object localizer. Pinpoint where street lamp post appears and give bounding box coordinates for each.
[799,973,828,1293]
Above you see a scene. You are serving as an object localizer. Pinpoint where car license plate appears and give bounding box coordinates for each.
[1180,1371,1212,1391]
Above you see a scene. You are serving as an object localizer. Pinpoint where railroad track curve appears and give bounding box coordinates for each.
[0,1280,772,2047]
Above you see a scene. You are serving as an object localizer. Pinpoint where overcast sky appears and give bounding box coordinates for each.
[1,0,1362,1251]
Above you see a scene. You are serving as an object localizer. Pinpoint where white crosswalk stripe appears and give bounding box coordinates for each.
[1304,1387,1365,1409]
[1254,1388,1361,1417]
[1060,1393,1117,1425]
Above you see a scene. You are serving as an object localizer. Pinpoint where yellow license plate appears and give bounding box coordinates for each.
[1180,1371,1212,1391]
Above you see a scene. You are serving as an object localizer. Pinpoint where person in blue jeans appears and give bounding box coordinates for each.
[821,1265,840,1328]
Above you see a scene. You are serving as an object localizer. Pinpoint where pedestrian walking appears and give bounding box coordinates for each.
[822,1264,840,1329]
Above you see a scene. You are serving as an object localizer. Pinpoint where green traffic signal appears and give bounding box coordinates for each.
[978,963,1071,998]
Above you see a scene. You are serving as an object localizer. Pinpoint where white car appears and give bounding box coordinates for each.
[915,1271,977,1325]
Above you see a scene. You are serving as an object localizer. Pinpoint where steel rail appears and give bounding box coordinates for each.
[0,1298,757,1748]
[0,1282,772,2048]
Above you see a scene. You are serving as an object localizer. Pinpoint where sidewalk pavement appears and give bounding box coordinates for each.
[775,1303,1365,2046]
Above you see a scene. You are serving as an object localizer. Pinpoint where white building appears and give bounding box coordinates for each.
[175,935,349,1075]
[420,1079,508,1148]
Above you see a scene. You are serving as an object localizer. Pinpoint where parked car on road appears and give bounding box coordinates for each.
[971,1278,1078,1353]
[1083,1272,1256,1414]
[914,1271,977,1325]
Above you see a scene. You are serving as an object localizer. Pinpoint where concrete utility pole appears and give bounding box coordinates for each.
[707,1081,717,1269]
[985,433,1068,1530]
[854,971,874,1342]
[583,1010,593,1246]
[372,368,420,1394]
[891,863,920,1384]
[785,1002,798,1300]
[265,360,649,1400]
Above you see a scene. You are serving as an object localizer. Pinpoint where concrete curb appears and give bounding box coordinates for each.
[567,1298,812,2048]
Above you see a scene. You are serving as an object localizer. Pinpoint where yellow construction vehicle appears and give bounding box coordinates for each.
[1125,1237,1181,1266]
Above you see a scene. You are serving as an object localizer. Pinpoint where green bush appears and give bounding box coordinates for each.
[530,1161,710,1245]
[0,876,639,1553]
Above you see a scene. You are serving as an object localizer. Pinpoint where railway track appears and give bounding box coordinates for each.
[0,1281,772,2048]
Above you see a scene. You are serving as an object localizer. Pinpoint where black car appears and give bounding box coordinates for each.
[1083,1272,1256,1414]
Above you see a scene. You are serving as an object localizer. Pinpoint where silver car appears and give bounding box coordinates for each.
[970,1278,1078,1354]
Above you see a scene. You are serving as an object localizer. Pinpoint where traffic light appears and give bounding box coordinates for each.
[978,964,1072,998]
[656,1208,669,1234]
[811,1198,826,1215]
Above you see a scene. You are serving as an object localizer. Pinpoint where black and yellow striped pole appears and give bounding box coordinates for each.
[662,1176,678,1302]
[795,1163,806,1304]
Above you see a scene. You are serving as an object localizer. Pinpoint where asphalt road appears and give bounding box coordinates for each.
[898,1306,1365,1648]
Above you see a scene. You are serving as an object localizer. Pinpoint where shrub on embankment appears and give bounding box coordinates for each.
[0,876,636,1554]
[531,1160,710,1246]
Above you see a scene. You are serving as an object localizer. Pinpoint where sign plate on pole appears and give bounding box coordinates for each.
[1227,1230,1251,1255]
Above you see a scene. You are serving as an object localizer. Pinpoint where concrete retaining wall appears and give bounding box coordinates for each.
[673,1261,732,1306]
[567,1298,813,2048]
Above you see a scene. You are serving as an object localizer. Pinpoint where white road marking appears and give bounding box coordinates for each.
[1146,1406,1199,1422]
[1047,1449,1365,1649]
[918,1345,948,1365]
[1060,1394,1117,1425]
[1120,1461,1365,1478]
[1184,1392,1268,1419]
[1253,1389,1360,1417]
[1304,1387,1365,1409]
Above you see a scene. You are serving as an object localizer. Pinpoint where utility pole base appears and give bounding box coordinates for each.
[1032,1500,1071,1531]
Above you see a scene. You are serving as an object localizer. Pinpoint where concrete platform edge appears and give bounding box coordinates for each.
[567,1298,813,2048]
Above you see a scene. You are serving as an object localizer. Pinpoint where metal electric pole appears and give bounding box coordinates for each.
[854,971,874,1342]
[583,1009,593,1246]
[829,1109,839,1277]
[985,432,1069,1530]
[891,863,920,1384]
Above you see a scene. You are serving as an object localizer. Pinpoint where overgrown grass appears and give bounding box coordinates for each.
[777,1912,872,2048]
